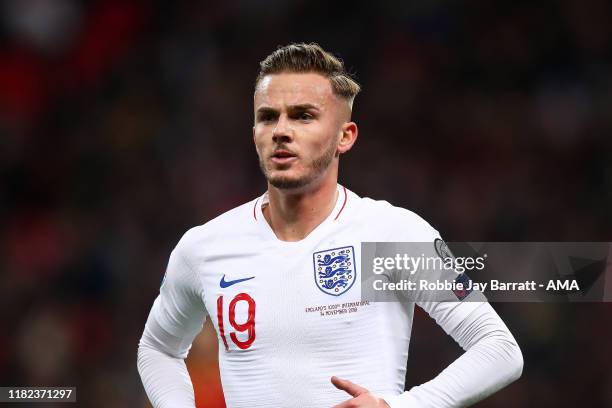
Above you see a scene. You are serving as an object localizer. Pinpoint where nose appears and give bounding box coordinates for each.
[272,114,293,144]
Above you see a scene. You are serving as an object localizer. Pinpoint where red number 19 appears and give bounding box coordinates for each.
[217,293,256,350]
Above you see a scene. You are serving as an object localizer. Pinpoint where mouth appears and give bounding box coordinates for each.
[270,149,297,164]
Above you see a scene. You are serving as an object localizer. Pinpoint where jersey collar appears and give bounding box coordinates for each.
[252,184,349,243]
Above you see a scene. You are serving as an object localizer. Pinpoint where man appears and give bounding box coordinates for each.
[137,43,523,407]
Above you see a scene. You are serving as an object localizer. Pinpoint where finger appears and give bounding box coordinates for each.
[331,394,370,408]
[331,376,368,397]
[331,399,354,408]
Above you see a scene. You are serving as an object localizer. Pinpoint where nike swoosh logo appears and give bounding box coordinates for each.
[220,275,255,288]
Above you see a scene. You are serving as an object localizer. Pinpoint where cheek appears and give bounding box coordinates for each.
[253,139,265,158]
[253,129,266,148]
[309,125,339,151]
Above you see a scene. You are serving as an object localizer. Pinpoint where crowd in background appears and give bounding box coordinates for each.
[1,0,611,406]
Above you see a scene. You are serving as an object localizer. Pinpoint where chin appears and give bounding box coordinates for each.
[267,169,317,190]
[268,176,310,190]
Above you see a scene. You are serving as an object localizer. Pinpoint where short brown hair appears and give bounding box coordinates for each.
[255,43,361,107]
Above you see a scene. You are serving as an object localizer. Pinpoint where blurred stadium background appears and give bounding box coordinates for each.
[1,0,611,407]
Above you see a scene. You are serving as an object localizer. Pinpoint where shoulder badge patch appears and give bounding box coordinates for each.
[434,238,454,261]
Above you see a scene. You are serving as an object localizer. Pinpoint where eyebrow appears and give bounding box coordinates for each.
[289,103,320,111]
[256,103,321,114]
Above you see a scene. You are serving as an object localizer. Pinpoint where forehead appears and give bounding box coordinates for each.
[254,72,336,108]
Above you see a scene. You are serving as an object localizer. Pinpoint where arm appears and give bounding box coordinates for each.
[384,301,523,408]
[137,246,207,408]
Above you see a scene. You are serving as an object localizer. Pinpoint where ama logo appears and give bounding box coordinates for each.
[313,246,356,296]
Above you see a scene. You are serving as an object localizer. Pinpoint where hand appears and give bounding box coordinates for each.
[330,376,391,408]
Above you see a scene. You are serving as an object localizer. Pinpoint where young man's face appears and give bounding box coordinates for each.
[253,72,353,190]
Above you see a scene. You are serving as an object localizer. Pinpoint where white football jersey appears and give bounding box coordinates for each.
[153,185,483,407]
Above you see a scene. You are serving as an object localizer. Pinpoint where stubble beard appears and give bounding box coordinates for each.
[258,140,337,190]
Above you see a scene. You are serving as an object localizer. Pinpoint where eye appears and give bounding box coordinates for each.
[298,112,313,121]
[258,112,277,123]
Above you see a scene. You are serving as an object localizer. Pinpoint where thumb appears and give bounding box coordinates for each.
[331,376,368,397]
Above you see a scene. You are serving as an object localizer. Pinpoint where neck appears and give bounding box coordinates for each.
[262,177,339,242]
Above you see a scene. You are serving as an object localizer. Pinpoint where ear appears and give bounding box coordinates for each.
[337,122,358,154]
[252,126,256,145]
